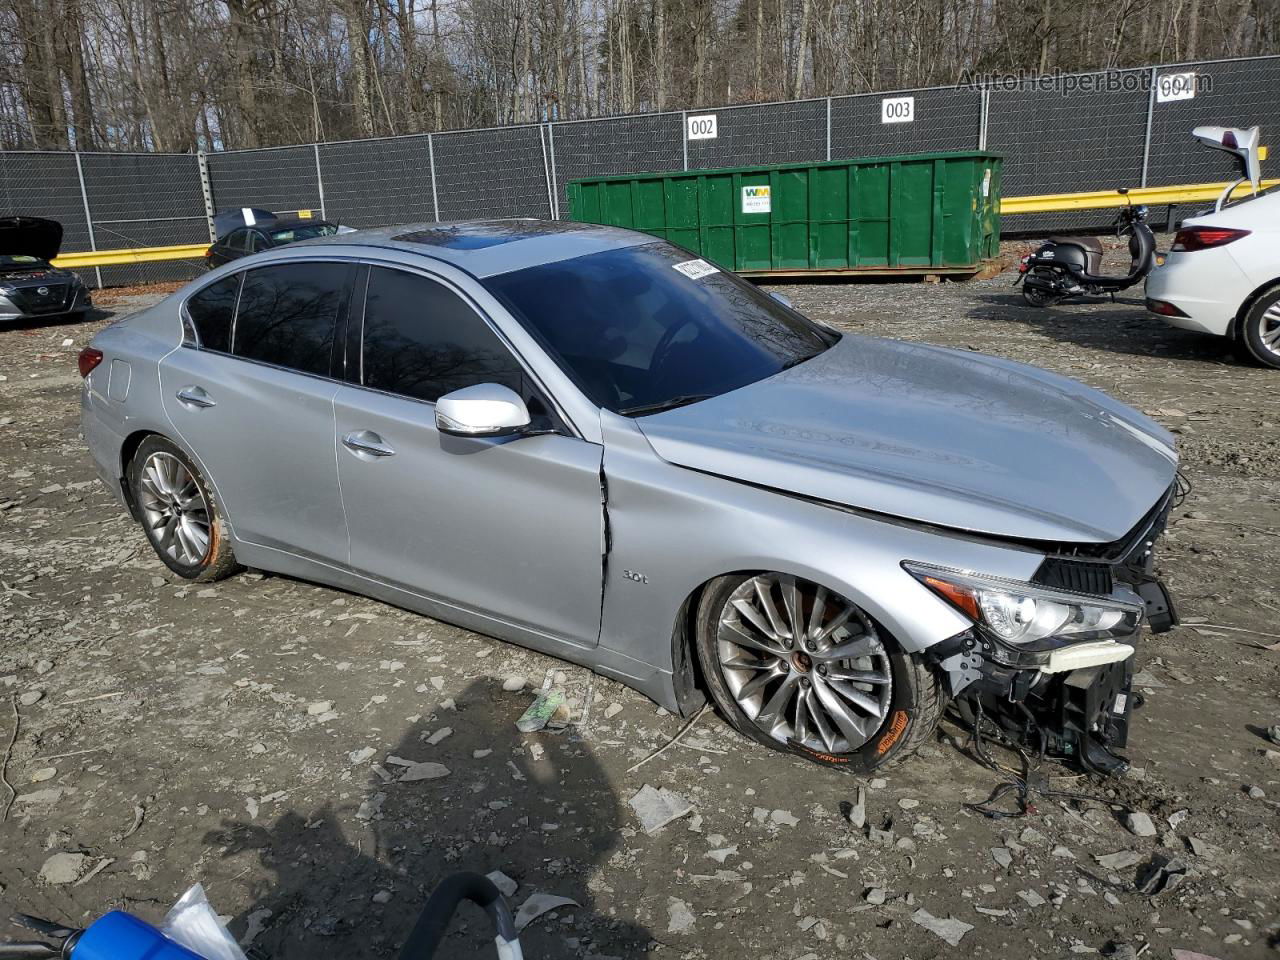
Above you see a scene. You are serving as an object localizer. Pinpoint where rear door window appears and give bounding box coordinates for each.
[184,273,240,352]
[224,229,248,253]
[360,266,524,402]
[233,261,350,377]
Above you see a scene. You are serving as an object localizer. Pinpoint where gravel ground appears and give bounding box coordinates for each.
[0,253,1277,960]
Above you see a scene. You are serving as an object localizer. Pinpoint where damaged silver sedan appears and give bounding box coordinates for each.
[79,219,1179,773]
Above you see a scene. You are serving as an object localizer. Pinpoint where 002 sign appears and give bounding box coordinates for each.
[686,114,718,140]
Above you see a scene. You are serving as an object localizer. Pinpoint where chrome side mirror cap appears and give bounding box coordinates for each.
[435,383,531,437]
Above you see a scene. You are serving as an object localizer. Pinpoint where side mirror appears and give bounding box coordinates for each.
[435,383,530,438]
[769,291,793,309]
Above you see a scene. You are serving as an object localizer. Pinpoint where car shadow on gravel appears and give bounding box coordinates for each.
[965,292,1244,366]
[203,678,650,960]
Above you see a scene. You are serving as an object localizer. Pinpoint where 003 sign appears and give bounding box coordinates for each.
[881,96,915,124]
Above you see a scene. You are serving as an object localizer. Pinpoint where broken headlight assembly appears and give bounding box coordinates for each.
[903,562,1142,654]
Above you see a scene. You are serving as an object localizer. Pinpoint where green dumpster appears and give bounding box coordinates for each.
[567,150,1001,277]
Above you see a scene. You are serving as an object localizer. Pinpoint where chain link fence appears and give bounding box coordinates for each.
[0,54,1276,288]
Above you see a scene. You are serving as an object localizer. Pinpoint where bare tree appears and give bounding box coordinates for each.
[0,0,1268,150]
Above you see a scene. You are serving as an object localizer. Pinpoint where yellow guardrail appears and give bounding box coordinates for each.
[44,178,1274,270]
[52,243,210,268]
[1001,179,1278,215]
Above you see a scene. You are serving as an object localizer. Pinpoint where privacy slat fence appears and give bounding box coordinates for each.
[2,54,1276,287]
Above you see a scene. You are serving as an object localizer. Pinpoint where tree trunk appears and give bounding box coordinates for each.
[224,0,260,147]
[792,0,812,99]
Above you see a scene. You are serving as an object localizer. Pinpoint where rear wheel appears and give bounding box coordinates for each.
[1022,282,1061,308]
[128,436,239,581]
[1240,286,1280,370]
[694,573,944,772]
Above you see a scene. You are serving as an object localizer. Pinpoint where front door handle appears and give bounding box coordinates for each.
[176,386,215,409]
[342,430,396,458]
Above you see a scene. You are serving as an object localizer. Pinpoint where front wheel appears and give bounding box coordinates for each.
[1239,285,1280,370]
[694,573,944,772]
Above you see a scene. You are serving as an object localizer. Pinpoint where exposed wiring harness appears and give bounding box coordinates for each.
[962,699,1129,820]
[1172,470,1192,508]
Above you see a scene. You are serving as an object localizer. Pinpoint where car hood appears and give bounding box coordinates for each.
[636,334,1178,544]
[0,216,63,261]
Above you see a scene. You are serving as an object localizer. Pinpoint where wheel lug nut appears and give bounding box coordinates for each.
[817,665,827,675]
[805,641,816,652]
[799,677,810,688]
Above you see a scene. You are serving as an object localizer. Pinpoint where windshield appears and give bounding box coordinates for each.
[270,222,339,244]
[482,242,838,415]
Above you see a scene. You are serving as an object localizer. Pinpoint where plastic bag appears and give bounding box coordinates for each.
[160,883,249,960]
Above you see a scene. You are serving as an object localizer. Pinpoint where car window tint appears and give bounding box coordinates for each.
[184,274,240,352]
[361,267,523,403]
[225,229,247,253]
[248,231,268,252]
[233,262,346,376]
[482,241,836,414]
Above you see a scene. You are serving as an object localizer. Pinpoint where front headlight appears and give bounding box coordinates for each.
[903,562,1141,648]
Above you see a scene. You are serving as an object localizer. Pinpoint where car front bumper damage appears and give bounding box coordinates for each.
[928,489,1180,776]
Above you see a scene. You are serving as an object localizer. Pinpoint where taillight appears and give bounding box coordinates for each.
[205,246,214,258]
[1171,226,1251,251]
[78,347,104,378]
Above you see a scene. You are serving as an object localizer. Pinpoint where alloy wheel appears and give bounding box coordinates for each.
[1259,300,1280,358]
[138,452,212,567]
[716,574,892,755]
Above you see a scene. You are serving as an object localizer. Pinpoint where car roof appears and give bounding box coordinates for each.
[266,218,336,231]
[292,218,650,278]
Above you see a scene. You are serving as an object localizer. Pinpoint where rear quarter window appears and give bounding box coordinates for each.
[183,274,240,352]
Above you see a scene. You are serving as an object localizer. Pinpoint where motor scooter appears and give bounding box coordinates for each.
[2,872,522,960]
[1015,189,1157,307]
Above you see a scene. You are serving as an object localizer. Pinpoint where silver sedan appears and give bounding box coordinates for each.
[79,220,1179,773]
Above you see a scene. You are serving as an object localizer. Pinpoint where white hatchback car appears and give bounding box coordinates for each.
[1145,189,1280,369]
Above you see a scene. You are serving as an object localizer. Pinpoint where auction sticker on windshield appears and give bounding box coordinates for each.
[673,258,719,280]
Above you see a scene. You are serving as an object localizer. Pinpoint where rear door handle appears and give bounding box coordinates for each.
[176,386,215,409]
[342,430,396,458]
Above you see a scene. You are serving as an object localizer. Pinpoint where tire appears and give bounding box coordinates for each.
[1022,283,1061,308]
[1239,285,1280,370]
[128,435,240,581]
[694,573,944,773]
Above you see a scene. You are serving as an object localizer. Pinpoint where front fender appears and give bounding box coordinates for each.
[598,414,1045,677]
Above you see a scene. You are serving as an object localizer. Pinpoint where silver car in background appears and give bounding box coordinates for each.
[79,220,1180,773]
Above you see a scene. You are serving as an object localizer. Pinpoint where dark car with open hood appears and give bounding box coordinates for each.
[0,216,92,323]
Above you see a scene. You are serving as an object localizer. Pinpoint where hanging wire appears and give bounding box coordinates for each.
[961,699,1133,820]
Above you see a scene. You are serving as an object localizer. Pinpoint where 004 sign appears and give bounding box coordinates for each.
[1156,72,1197,103]
[881,96,914,124]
